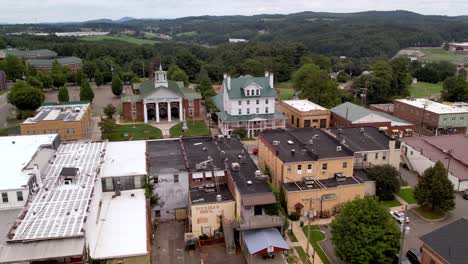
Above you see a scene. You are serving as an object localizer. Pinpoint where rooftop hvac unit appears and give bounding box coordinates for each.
[273,140,280,145]
[247,180,253,185]
[308,139,314,145]
[360,128,365,133]
[337,128,343,134]
[291,149,295,155]
[205,183,215,188]
[231,162,240,171]
[303,176,314,186]
[287,140,294,145]
[313,134,319,139]
[255,170,262,178]
[216,194,222,202]
[336,146,342,151]
[335,173,346,182]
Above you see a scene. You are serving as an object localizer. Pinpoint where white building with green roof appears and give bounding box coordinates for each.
[212,72,285,137]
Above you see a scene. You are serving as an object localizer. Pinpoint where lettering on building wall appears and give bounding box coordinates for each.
[195,204,221,215]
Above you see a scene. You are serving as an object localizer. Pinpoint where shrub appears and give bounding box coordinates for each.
[289,212,300,221]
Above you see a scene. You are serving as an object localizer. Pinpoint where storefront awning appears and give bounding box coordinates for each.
[243,228,289,255]
[192,172,204,179]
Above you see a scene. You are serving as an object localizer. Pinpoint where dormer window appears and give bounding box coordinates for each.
[246,90,250,96]
[256,90,260,96]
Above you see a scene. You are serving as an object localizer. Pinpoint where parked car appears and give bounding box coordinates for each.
[252,148,258,155]
[390,210,410,224]
[406,249,421,264]
[463,189,468,199]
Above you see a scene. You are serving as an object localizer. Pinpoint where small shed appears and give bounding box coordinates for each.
[242,228,289,263]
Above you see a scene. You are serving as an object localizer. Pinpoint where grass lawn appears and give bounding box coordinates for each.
[169,120,209,137]
[420,48,464,62]
[105,124,162,141]
[301,226,332,264]
[294,246,311,264]
[398,188,417,204]
[82,35,158,45]
[409,82,443,98]
[0,125,19,136]
[175,31,198,37]
[288,229,298,242]
[379,199,402,208]
[279,88,295,100]
[414,207,447,220]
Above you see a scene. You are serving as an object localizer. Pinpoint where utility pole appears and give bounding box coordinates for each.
[445,149,453,174]
[399,205,409,264]
[302,198,317,264]
[419,101,429,137]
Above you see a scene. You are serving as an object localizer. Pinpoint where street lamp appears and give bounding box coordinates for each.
[302,198,317,264]
[398,205,410,264]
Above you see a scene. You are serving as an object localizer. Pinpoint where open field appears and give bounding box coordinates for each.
[175,31,198,37]
[420,48,464,62]
[409,82,443,98]
[81,35,158,45]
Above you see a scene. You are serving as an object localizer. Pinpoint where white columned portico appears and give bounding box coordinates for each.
[143,103,148,123]
[179,100,183,122]
[167,102,172,122]
[156,102,160,123]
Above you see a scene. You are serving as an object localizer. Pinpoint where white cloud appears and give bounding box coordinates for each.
[0,0,466,23]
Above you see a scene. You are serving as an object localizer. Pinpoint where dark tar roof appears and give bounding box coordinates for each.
[328,126,400,152]
[190,184,234,204]
[147,139,187,174]
[283,176,361,192]
[260,128,354,163]
[420,218,468,264]
[217,136,273,196]
[182,137,225,171]
[60,167,78,177]
[353,169,371,182]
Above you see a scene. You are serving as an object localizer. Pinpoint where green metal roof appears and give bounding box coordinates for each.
[138,79,201,100]
[2,49,57,58]
[212,93,224,111]
[331,102,409,124]
[41,100,90,106]
[27,57,82,67]
[121,95,142,103]
[216,111,285,122]
[225,75,276,99]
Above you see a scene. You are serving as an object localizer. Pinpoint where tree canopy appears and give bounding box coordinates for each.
[331,196,400,264]
[414,161,455,212]
[58,86,69,103]
[7,81,45,111]
[111,75,123,96]
[367,165,401,201]
[442,76,468,102]
[168,64,189,86]
[79,81,95,102]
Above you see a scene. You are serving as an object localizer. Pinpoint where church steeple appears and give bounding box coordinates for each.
[154,64,168,87]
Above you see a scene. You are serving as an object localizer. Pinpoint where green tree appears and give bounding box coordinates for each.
[197,68,216,106]
[79,81,95,102]
[367,165,401,201]
[51,60,65,74]
[51,73,67,88]
[292,63,341,108]
[7,81,45,110]
[336,71,350,83]
[232,127,248,139]
[75,69,87,86]
[390,57,412,97]
[414,161,455,212]
[0,55,26,81]
[82,61,97,80]
[98,118,117,139]
[240,58,264,76]
[443,42,450,50]
[111,75,123,96]
[94,71,104,87]
[168,65,189,86]
[103,103,116,119]
[66,71,77,84]
[37,71,53,89]
[331,196,400,264]
[27,76,43,89]
[58,86,69,103]
[442,76,468,102]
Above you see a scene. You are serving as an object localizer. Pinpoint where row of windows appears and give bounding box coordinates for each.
[442,116,465,121]
[238,99,269,105]
[363,152,387,161]
[1,192,23,203]
[26,128,76,135]
[245,89,261,96]
[238,107,269,115]
[289,162,347,173]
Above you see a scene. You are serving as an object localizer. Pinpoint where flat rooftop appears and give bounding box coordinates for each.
[282,100,327,111]
[23,103,90,124]
[182,137,226,172]
[328,126,400,152]
[101,141,147,178]
[11,141,106,241]
[260,128,354,163]
[217,136,273,196]
[190,184,234,204]
[89,190,148,259]
[0,134,58,190]
[147,139,186,175]
[284,176,361,192]
[396,98,468,114]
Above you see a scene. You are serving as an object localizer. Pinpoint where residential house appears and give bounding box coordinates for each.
[212,72,286,137]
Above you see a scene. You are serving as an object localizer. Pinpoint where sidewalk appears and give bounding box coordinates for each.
[290,218,333,264]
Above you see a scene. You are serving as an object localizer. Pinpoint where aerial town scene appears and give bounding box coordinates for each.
[0,1,467,264]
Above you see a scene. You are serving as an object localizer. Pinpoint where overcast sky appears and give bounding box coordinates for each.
[1,0,467,23]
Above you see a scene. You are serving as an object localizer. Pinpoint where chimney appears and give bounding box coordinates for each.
[291,149,295,155]
[265,71,269,77]
[269,72,274,89]
[227,75,231,90]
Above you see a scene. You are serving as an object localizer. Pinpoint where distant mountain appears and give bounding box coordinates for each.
[84,18,114,24]
[116,17,136,22]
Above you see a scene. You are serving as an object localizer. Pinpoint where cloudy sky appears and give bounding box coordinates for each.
[1,0,467,23]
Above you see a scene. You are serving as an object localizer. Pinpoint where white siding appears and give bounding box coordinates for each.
[0,189,29,209]
[153,172,189,221]
[227,97,275,116]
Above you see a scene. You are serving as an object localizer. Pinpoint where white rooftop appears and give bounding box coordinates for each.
[397,98,468,114]
[283,100,327,112]
[90,190,148,259]
[100,141,147,178]
[12,141,106,241]
[23,103,90,124]
[0,134,57,190]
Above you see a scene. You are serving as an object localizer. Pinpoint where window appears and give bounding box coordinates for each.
[238,100,242,106]
[363,154,368,162]
[265,107,269,113]
[461,116,464,120]
[256,107,259,114]
[265,99,269,104]
[189,108,194,116]
[246,90,250,96]
[291,115,295,124]
[16,191,23,202]
[297,164,302,171]
[238,109,242,115]
[256,90,260,96]
[247,108,250,114]
[287,166,291,172]
[247,100,250,105]
[343,162,348,168]
[307,164,312,173]
[382,153,387,160]
[155,210,161,217]
[256,99,260,104]
[410,151,413,155]
[322,163,327,171]
[104,177,113,191]
[134,176,143,189]
[189,100,194,107]
[174,174,179,183]
[1,193,8,203]
[66,128,70,134]
[72,128,75,134]
[443,117,447,121]
[375,153,379,159]
[304,120,311,127]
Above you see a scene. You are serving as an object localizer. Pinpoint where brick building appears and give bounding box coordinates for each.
[121,65,202,123]
[331,102,415,139]
[0,49,57,60]
[20,102,92,141]
[394,98,468,136]
[279,99,330,128]
[27,57,82,72]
